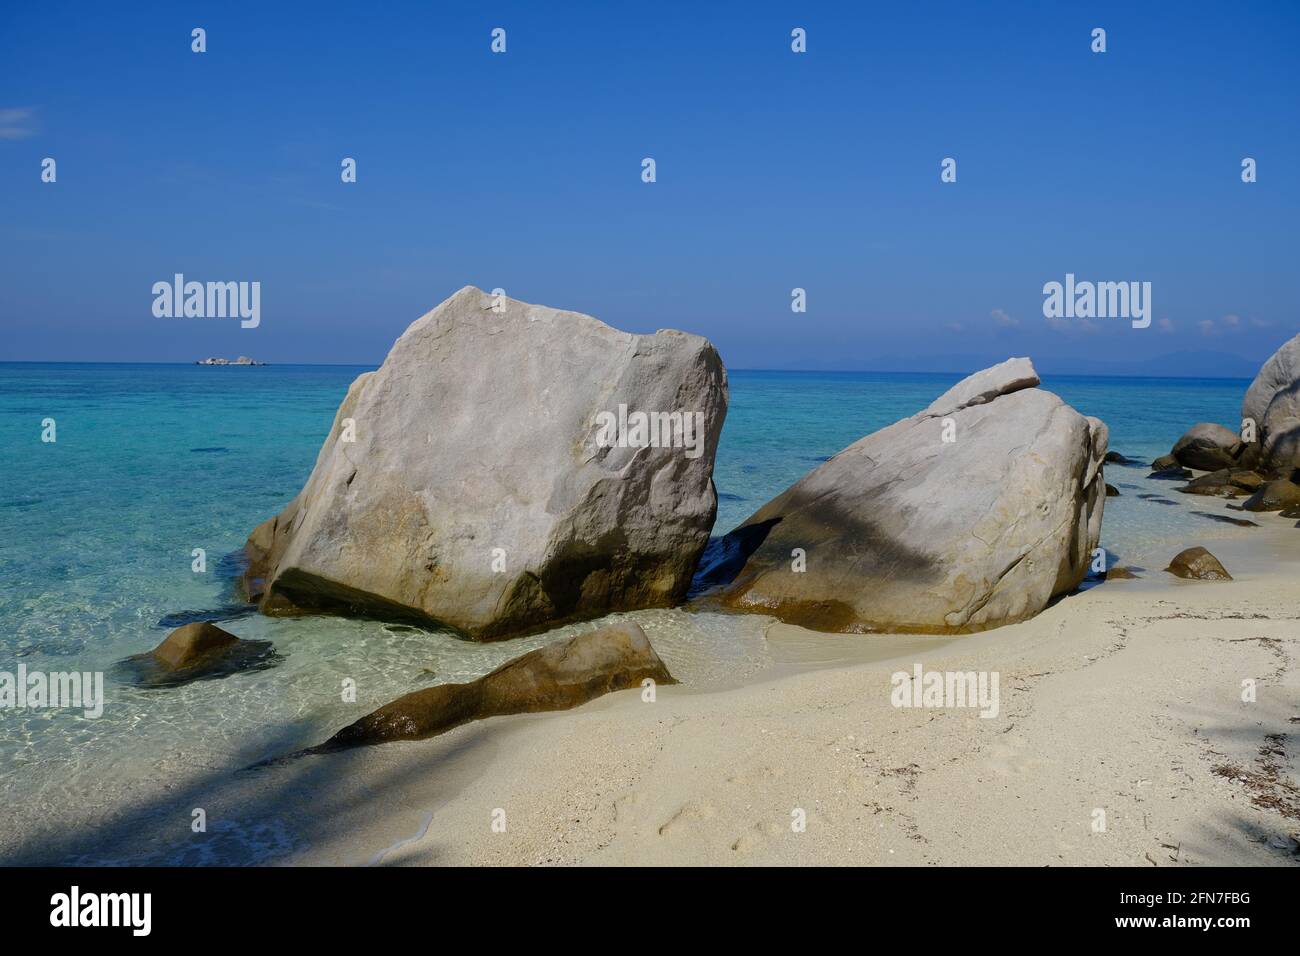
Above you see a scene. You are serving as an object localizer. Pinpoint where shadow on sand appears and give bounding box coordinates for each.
[0,710,513,866]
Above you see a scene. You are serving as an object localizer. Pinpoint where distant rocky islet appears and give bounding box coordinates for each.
[195,356,266,365]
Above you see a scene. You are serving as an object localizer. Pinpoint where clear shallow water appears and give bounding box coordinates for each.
[0,362,1260,858]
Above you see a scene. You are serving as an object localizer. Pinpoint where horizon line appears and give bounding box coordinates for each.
[0,359,1257,382]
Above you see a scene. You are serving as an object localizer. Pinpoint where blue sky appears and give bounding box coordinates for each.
[1,0,1296,373]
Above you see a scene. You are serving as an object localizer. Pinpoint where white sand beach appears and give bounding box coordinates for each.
[241,521,1287,866]
[323,531,1299,866]
[16,518,1283,868]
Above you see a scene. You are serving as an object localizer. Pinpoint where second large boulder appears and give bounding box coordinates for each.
[703,358,1107,633]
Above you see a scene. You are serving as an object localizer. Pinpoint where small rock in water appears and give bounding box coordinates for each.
[1149,466,1193,481]
[1105,484,1120,497]
[1165,547,1232,581]
[116,622,277,688]
[1104,566,1140,579]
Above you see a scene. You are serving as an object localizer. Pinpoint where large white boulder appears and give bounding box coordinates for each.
[705,358,1107,633]
[1242,331,1300,476]
[242,286,728,640]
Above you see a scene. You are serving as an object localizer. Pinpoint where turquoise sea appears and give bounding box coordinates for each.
[0,363,1263,862]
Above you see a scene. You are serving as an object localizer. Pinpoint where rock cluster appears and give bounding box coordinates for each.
[1160,334,1300,516]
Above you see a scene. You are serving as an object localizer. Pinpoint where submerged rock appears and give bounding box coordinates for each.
[704,357,1107,633]
[1165,547,1232,581]
[1149,466,1193,481]
[1104,566,1140,579]
[1243,332,1300,475]
[118,622,276,687]
[312,622,674,751]
[241,286,728,641]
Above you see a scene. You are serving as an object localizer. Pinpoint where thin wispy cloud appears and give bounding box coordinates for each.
[1199,313,1270,336]
[1043,315,1102,335]
[991,308,1019,328]
[0,107,37,140]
